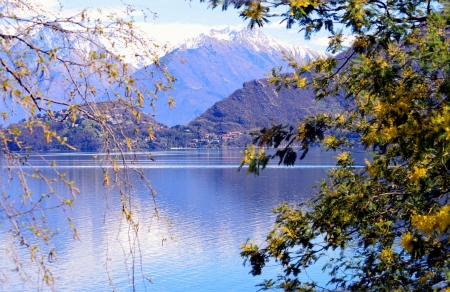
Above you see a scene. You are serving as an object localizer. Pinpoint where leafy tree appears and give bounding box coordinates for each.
[0,0,174,289]
[198,0,450,290]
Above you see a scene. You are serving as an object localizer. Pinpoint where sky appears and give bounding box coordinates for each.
[38,0,333,52]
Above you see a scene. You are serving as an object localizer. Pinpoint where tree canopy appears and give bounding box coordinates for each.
[0,0,174,288]
[199,0,450,290]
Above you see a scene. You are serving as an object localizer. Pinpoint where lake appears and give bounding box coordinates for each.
[0,148,356,291]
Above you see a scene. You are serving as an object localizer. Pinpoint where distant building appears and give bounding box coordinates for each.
[221,131,242,140]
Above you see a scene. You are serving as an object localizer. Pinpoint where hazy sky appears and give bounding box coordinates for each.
[40,0,333,51]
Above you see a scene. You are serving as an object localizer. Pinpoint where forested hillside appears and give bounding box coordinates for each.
[189,78,345,134]
[6,101,166,151]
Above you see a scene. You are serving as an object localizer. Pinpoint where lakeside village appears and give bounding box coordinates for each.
[100,109,245,149]
[12,104,248,151]
[171,129,244,149]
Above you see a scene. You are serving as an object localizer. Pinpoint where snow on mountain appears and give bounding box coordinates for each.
[179,27,326,60]
[135,27,327,127]
[0,26,139,124]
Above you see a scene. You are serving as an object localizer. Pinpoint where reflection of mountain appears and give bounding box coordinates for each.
[1,149,326,290]
[134,27,327,126]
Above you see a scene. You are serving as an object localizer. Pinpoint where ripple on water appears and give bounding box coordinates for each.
[1,148,357,291]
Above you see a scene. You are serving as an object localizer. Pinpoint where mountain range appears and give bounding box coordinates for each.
[135,27,327,126]
[5,26,343,150]
[3,26,326,129]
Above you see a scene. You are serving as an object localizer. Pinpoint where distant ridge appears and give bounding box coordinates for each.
[188,77,344,134]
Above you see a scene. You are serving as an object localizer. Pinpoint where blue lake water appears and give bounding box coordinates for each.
[0,148,364,291]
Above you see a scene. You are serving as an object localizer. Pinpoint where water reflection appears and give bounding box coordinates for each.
[0,148,362,291]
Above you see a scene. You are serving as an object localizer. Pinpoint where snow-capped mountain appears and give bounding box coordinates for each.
[2,25,326,127]
[135,27,327,127]
[181,27,324,61]
[0,25,149,124]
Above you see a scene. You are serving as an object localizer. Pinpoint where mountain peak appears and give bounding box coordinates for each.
[179,27,272,50]
[208,27,267,40]
[178,27,325,59]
